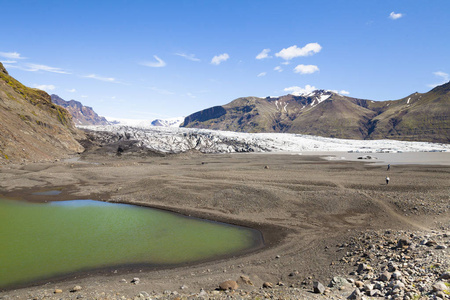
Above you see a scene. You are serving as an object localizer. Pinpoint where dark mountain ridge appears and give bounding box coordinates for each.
[182,83,450,143]
[51,94,109,126]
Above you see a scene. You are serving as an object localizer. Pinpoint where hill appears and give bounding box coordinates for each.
[0,63,84,162]
[182,84,450,143]
[51,94,109,126]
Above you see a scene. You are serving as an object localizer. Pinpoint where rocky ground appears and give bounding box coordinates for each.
[0,149,448,299]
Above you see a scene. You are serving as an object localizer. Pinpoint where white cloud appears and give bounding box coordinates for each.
[294,64,319,74]
[389,12,403,20]
[186,92,196,98]
[340,90,350,95]
[84,74,116,82]
[274,66,283,72]
[275,43,322,60]
[0,60,17,64]
[25,63,70,74]
[211,53,229,65]
[141,55,166,67]
[67,88,76,93]
[33,84,56,91]
[284,85,317,96]
[281,61,290,65]
[428,71,449,87]
[175,53,200,62]
[257,72,267,77]
[0,52,26,59]
[256,49,271,60]
[81,95,88,98]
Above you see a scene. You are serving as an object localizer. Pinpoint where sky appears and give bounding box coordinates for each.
[1,0,449,120]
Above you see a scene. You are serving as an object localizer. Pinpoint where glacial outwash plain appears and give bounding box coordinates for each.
[0,60,449,299]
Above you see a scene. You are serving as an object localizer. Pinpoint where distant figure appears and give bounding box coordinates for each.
[387,164,391,171]
[386,176,390,185]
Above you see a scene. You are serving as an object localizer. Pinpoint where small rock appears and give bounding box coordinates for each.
[436,244,447,249]
[54,289,62,294]
[219,280,238,291]
[355,281,364,288]
[131,277,140,284]
[348,288,363,300]
[432,281,448,292]
[70,285,82,292]
[262,282,273,288]
[240,275,253,286]
[313,281,325,294]
[120,279,127,283]
[329,276,349,288]
[440,272,450,280]
[380,271,391,282]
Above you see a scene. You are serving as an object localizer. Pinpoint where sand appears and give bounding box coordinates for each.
[0,151,449,298]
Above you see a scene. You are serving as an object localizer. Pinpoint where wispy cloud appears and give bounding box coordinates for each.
[148,86,175,95]
[186,92,196,98]
[428,71,449,88]
[256,49,271,60]
[211,53,229,65]
[84,74,116,82]
[294,64,319,74]
[274,66,283,72]
[25,63,70,74]
[275,43,322,60]
[33,84,56,91]
[141,55,167,67]
[257,72,267,77]
[0,60,17,64]
[284,85,317,96]
[339,90,350,95]
[0,52,27,60]
[67,88,76,93]
[175,53,200,62]
[389,12,403,20]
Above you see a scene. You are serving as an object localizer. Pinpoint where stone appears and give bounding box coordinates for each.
[70,285,82,292]
[380,271,391,282]
[313,281,325,294]
[432,281,448,292]
[355,281,364,288]
[392,271,402,280]
[440,272,450,280]
[131,277,140,284]
[54,289,62,293]
[348,288,363,300]
[436,244,447,249]
[262,282,273,288]
[240,275,253,285]
[330,276,349,288]
[219,280,238,291]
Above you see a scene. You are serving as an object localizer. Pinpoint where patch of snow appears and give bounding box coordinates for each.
[318,94,331,103]
[407,97,410,104]
[275,100,279,110]
[283,103,288,112]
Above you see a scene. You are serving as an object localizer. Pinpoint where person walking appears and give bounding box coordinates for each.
[386,176,390,185]
[387,164,390,171]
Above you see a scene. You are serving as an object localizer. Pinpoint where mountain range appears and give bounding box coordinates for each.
[182,83,450,143]
[51,94,109,126]
[0,62,84,162]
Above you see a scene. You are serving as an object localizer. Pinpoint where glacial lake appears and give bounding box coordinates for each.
[0,199,263,289]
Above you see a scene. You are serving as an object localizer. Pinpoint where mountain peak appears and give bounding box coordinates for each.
[0,62,8,75]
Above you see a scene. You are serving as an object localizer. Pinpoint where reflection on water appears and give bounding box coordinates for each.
[0,199,262,289]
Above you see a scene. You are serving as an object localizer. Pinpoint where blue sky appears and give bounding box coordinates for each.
[1,0,449,120]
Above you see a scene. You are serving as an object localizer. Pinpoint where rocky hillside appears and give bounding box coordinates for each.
[51,94,109,126]
[182,84,450,143]
[0,63,84,163]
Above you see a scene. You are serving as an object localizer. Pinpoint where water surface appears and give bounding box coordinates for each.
[0,199,262,289]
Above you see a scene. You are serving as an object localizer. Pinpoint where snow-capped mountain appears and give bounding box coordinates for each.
[106,117,184,128]
[181,83,450,144]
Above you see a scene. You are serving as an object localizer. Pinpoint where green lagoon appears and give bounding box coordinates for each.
[0,199,262,289]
